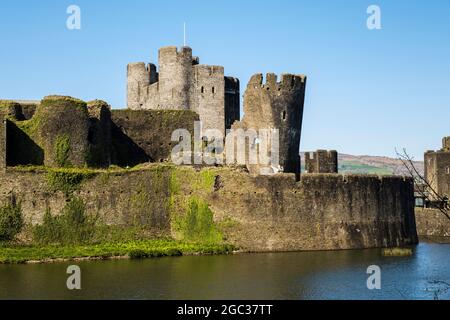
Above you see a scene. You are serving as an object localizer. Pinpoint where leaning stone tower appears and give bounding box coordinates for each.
[232,73,307,177]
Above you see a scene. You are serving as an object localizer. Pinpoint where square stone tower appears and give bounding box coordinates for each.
[424,136,450,198]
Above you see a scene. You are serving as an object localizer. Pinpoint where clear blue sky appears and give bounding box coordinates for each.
[1,0,449,159]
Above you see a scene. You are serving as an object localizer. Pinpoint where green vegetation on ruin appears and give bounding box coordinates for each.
[0,165,234,264]
[54,134,71,167]
[39,95,87,113]
[0,200,24,241]
[0,240,234,264]
[46,169,96,195]
[173,197,223,243]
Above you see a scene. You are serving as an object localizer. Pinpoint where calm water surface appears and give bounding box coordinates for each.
[0,242,449,300]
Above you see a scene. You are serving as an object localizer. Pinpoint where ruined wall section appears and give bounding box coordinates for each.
[225,77,240,130]
[87,100,112,167]
[425,137,450,198]
[192,65,225,134]
[36,96,91,167]
[232,73,306,176]
[111,109,199,166]
[305,150,338,173]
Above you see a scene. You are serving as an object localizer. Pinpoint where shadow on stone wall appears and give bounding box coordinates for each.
[6,121,44,166]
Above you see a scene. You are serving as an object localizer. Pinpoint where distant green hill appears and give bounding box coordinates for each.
[338,161,393,175]
[300,153,423,176]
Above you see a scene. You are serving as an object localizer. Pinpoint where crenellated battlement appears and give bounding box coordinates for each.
[305,150,338,174]
[126,47,307,176]
[231,72,307,177]
[193,65,225,76]
[158,46,193,59]
[248,73,306,92]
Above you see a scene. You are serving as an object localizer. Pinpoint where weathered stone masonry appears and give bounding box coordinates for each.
[0,167,418,251]
[127,46,240,135]
[232,73,306,176]
[0,97,199,169]
[425,136,450,199]
[305,150,338,173]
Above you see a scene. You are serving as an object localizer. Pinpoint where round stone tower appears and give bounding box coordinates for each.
[158,46,193,110]
[127,62,150,109]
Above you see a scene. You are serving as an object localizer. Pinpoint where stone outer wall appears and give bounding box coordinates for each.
[0,167,418,251]
[210,172,417,251]
[415,208,450,237]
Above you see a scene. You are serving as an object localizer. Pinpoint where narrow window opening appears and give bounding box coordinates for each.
[212,87,215,94]
[201,86,204,93]
[282,111,287,121]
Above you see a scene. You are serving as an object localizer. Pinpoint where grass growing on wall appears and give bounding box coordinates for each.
[0,240,234,264]
[46,168,96,195]
[33,198,97,245]
[0,165,236,263]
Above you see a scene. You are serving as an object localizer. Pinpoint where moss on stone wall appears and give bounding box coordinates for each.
[111,109,199,166]
[0,101,23,120]
[46,168,96,195]
[167,167,224,244]
[54,134,71,167]
[173,196,223,243]
[39,96,87,112]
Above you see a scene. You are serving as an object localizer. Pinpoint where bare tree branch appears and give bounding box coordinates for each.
[396,148,450,220]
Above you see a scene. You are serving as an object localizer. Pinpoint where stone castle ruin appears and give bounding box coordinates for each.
[1,46,308,177]
[425,137,450,199]
[127,46,240,135]
[0,45,419,251]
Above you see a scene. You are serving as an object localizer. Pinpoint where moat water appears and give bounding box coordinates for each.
[0,242,449,300]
